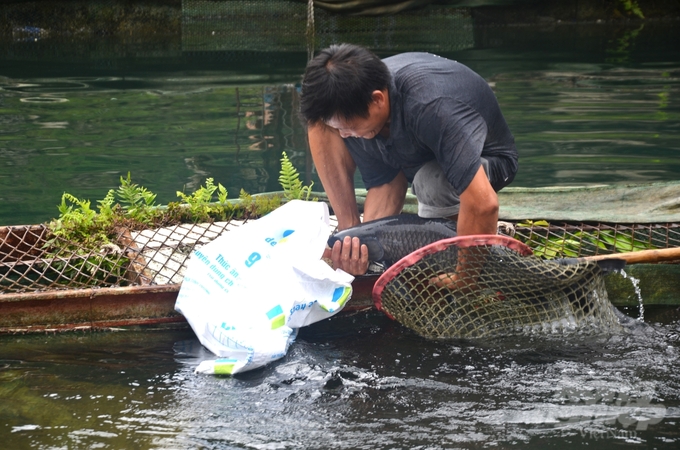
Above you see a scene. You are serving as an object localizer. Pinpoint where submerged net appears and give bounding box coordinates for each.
[182,0,473,53]
[373,235,624,339]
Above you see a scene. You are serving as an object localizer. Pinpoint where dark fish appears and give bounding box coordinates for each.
[327,214,457,267]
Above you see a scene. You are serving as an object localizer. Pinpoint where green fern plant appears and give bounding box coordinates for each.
[55,193,96,225]
[279,151,314,201]
[51,193,111,243]
[117,172,158,224]
[44,172,290,288]
[97,189,117,222]
[46,192,128,287]
[176,178,228,222]
[620,0,644,19]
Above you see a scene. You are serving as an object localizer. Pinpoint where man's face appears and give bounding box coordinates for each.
[325,89,390,139]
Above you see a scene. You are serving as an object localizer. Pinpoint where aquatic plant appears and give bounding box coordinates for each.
[175,178,229,223]
[620,0,644,19]
[44,153,314,287]
[279,151,314,201]
[515,220,656,259]
[46,193,128,286]
[50,193,111,244]
[115,172,160,225]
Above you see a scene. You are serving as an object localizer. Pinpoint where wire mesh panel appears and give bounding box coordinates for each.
[181,0,473,53]
[0,220,249,294]
[514,221,680,259]
[373,235,624,339]
[182,0,310,52]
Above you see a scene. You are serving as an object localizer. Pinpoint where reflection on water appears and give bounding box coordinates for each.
[0,75,308,225]
[1,311,679,448]
[1,63,678,225]
[0,22,678,225]
[496,65,680,187]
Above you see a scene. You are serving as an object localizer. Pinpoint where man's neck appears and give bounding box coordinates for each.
[379,120,390,138]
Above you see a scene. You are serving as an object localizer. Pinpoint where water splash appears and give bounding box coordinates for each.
[618,269,645,321]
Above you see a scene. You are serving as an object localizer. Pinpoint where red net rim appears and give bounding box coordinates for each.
[371,234,534,318]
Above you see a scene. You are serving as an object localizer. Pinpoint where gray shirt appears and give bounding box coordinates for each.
[343,52,517,195]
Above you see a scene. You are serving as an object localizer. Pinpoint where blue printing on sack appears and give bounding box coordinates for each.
[266,305,286,330]
[266,305,284,320]
[321,286,352,313]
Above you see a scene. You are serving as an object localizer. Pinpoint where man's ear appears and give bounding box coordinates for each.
[371,89,387,105]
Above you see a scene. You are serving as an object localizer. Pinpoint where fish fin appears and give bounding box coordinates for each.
[367,261,387,274]
[364,237,385,261]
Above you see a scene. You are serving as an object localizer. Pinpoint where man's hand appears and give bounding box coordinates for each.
[323,236,369,276]
[429,259,484,295]
[435,165,498,291]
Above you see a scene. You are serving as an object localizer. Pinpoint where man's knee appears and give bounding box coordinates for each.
[412,161,461,218]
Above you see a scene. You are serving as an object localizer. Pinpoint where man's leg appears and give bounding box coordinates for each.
[412,159,517,247]
[412,159,490,219]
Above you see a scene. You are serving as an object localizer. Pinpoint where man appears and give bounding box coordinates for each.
[300,44,518,276]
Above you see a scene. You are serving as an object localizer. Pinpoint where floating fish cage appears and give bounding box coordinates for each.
[0,217,679,295]
[0,211,679,333]
[0,180,679,333]
[0,218,255,332]
[181,0,473,53]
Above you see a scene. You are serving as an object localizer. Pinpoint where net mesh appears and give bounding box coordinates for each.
[513,221,680,259]
[373,235,625,339]
[181,0,473,53]
[0,220,249,293]
[1,218,679,296]
[0,220,680,293]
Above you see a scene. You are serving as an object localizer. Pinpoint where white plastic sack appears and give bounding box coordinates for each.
[175,200,354,375]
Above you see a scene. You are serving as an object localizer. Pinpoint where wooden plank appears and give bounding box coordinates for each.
[1,265,678,333]
[0,285,182,332]
[0,276,378,333]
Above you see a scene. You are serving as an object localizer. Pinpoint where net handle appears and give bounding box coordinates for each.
[582,247,680,264]
[372,234,533,315]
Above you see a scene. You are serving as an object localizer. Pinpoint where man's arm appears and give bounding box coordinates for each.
[308,122,407,275]
[431,165,498,289]
[307,122,361,231]
[308,122,369,274]
[457,165,499,236]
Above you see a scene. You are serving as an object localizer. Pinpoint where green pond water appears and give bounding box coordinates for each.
[0,18,678,225]
[2,311,680,449]
[1,4,680,449]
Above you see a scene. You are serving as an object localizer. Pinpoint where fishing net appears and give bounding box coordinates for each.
[373,235,625,339]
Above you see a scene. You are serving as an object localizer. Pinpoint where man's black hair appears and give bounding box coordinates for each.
[300,44,390,124]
